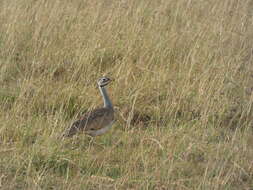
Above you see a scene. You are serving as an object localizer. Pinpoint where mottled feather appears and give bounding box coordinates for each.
[64,107,114,137]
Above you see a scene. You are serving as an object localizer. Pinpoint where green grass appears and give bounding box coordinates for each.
[0,0,253,189]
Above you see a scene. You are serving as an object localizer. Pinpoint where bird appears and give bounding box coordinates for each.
[63,76,115,137]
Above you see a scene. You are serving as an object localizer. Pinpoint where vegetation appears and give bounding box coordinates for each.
[0,0,253,189]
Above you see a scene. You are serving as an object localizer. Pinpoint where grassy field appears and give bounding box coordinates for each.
[0,0,253,189]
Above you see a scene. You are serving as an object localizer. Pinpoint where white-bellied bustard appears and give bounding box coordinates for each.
[63,77,115,137]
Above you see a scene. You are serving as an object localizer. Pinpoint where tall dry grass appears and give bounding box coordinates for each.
[0,0,253,189]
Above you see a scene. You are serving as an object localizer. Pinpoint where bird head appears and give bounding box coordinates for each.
[97,76,113,87]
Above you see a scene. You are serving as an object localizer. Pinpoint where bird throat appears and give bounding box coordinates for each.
[99,86,113,108]
[100,84,107,88]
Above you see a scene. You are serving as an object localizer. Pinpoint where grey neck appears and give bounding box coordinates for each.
[99,86,113,109]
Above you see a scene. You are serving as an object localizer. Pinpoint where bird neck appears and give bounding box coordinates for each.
[99,86,113,109]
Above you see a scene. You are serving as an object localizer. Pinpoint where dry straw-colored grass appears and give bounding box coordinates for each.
[0,0,253,189]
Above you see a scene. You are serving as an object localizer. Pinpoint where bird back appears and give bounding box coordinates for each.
[63,107,114,137]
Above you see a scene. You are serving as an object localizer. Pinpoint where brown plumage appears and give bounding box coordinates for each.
[64,107,114,137]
